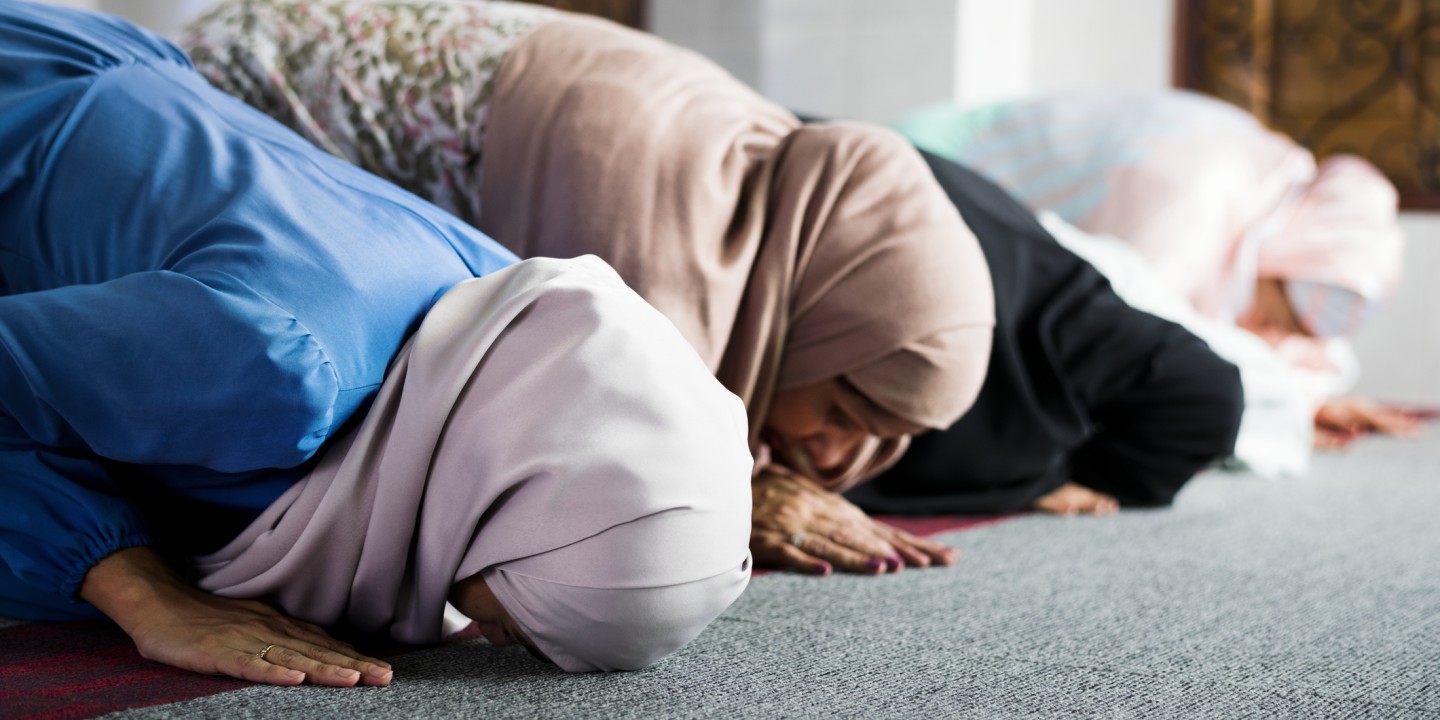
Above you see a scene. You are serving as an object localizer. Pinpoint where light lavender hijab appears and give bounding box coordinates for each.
[194,255,754,672]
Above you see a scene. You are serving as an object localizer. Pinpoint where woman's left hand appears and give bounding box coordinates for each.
[82,546,394,687]
[749,469,960,576]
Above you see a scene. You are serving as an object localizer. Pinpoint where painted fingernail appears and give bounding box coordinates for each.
[887,556,904,572]
[368,666,393,678]
[866,558,885,572]
[337,668,361,680]
[812,562,832,575]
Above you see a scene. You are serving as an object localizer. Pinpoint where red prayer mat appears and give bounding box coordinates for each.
[875,513,1015,538]
[0,514,1008,719]
[0,621,249,720]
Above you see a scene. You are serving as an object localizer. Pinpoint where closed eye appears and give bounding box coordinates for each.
[835,379,920,439]
[827,405,857,430]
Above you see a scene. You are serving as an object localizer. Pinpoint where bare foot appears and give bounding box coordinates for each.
[1031,483,1119,516]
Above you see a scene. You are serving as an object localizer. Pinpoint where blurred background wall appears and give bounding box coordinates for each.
[651,0,1173,125]
[46,0,1440,405]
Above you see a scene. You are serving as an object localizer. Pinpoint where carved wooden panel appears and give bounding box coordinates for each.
[1176,0,1440,208]
[514,0,644,28]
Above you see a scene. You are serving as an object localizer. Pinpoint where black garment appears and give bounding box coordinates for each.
[846,151,1244,514]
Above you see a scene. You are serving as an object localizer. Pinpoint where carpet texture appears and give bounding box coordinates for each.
[4,431,1437,719]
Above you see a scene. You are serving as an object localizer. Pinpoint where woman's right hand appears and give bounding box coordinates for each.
[80,546,393,687]
[749,469,960,575]
[1313,396,1424,449]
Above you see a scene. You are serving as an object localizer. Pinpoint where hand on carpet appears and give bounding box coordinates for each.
[1314,396,1425,450]
[80,546,393,687]
[1029,483,1119,516]
[749,469,960,575]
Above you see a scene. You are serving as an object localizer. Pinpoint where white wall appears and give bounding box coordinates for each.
[1027,0,1174,96]
[652,0,986,124]
[1349,215,1440,404]
[651,0,1171,124]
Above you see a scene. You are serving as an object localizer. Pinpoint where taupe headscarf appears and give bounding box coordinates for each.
[195,256,754,672]
[481,16,995,491]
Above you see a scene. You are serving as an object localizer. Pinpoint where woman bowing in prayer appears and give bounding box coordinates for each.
[896,90,1414,453]
[0,0,752,684]
[186,0,998,577]
[847,149,1246,516]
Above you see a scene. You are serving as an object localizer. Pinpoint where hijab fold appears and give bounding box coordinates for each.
[195,256,754,672]
[1259,155,1402,336]
[481,16,994,489]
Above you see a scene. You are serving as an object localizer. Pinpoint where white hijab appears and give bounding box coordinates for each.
[195,255,754,672]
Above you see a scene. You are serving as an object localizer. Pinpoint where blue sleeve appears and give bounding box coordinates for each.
[0,271,339,472]
[0,413,147,620]
[0,0,519,617]
[0,269,341,619]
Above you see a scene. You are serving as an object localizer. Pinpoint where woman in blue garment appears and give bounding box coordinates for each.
[0,0,753,683]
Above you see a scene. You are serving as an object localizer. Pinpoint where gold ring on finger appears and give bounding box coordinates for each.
[256,643,277,661]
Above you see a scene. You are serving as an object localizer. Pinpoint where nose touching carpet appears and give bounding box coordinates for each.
[4,428,1438,719]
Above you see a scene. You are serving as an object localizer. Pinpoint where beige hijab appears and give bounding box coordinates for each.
[481,16,995,490]
[194,256,754,672]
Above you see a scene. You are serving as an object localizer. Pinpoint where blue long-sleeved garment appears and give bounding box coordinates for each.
[0,0,517,619]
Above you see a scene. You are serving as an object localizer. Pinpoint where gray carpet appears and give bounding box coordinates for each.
[109,430,1440,719]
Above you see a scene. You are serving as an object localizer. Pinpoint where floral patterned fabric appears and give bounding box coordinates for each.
[184,0,556,228]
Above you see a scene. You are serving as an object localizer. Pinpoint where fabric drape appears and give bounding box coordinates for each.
[196,256,754,672]
[480,16,994,490]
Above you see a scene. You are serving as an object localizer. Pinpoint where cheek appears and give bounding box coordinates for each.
[763,408,823,445]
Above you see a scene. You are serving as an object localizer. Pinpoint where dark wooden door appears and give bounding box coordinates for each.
[1175,0,1440,208]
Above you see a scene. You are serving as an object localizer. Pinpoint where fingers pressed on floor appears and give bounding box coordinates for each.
[288,628,390,669]
[798,535,885,575]
[772,543,833,575]
[233,651,306,686]
[751,534,825,575]
[825,528,897,562]
[296,641,394,681]
[257,644,362,687]
[884,534,940,567]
